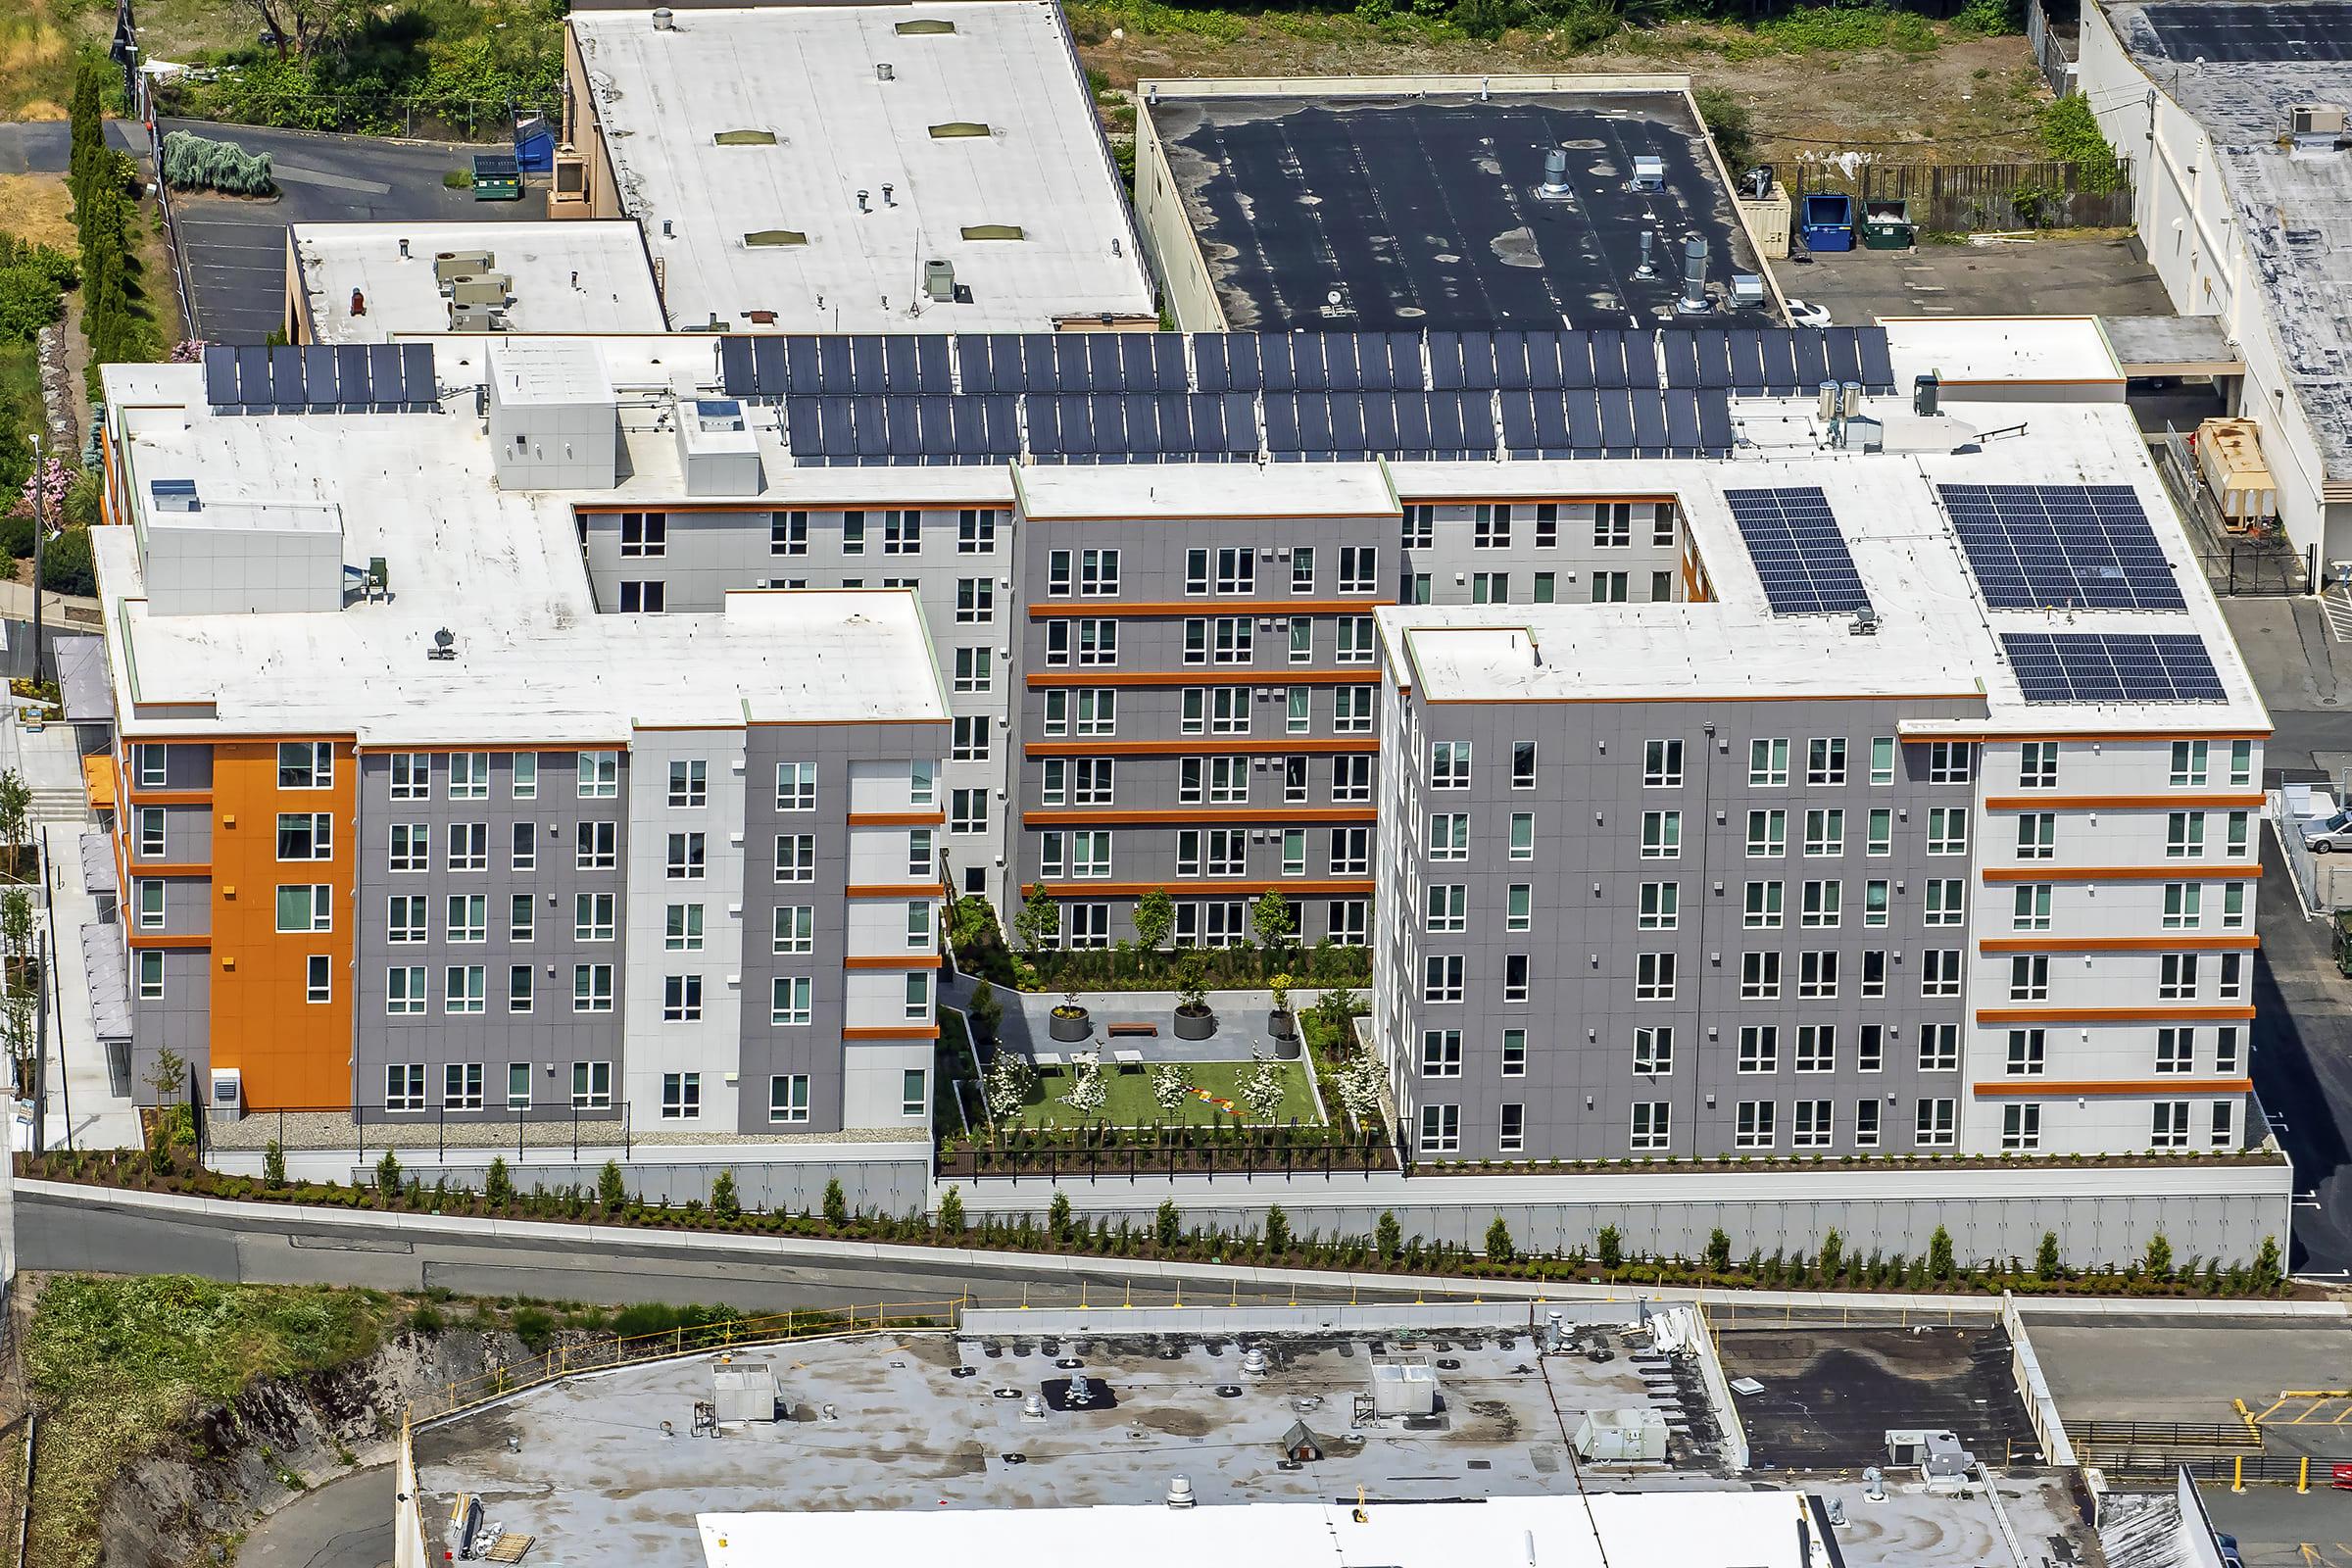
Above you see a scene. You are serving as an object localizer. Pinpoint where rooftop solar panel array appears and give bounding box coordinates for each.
[715,326,1893,402]
[1726,486,1873,614]
[1940,483,2185,612]
[2001,631,2227,704]
[203,343,439,412]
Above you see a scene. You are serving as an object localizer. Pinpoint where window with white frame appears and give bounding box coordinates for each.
[445,893,486,943]
[2151,1101,2189,1149]
[1419,1103,1460,1153]
[577,751,619,798]
[1924,878,1963,926]
[1921,950,1962,997]
[1916,1098,1957,1147]
[277,741,333,790]
[1422,955,1464,1003]
[1735,1101,1776,1149]
[2006,1028,2045,1075]
[385,1063,426,1110]
[1643,739,1683,787]
[574,893,615,941]
[774,834,815,882]
[1637,881,1677,930]
[1749,738,1789,786]
[2001,1102,2041,1152]
[1795,1025,1836,1073]
[1927,742,1973,783]
[1800,879,1842,929]
[1738,1025,1779,1073]
[773,905,814,954]
[1630,1102,1671,1151]
[446,822,487,871]
[1745,808,1786,858]
[1641,810,1682,859]
[770,1074,811,1123]
[275,883,331,933]
[1740,951,1782,999]
[1634,1026,1673,1075]
[1420,1029,1463,1076]
[444,964,486,1013]
[276,812,332,860]
[667,759,707,808]
[1743,880,1784,929]
[1428,812,1470,861]
[1918,1024,1959,1071]
[2167,811,2207,858]
[390,753,429,801]
[2019,741,2058,789]
[2013,883,2052,930]
[1636,952,1677,1001]
[576,821,616,869]
[386,967,426,1016]
[1806,737,1847,786]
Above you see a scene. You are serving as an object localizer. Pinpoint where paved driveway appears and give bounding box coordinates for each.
[158,118,549,343]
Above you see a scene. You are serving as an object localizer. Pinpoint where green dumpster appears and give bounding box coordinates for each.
[470,152,521,202]
[1860,196,1914,250]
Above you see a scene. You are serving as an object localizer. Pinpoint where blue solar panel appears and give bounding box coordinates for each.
[1728,486,1872,615]
[1940,484,2185,612]
[2001,632,2227,704]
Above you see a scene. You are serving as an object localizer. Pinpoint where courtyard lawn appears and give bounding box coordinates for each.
[1008,1060,1320,1130]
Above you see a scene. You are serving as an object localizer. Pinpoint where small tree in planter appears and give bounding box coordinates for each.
[967,980,1004,1051]
[1267,972,1299,1056]
[1310,985,1361,1050]
[1172,951,1215,1040]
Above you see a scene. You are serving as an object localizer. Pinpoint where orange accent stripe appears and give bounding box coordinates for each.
[1026,670,1368,689]
[1983,794,2264,810]
[846,954,944,969]
[1979,935,2260,953]
[126,931,211,950]
[1973,1078,2252,1099]
[1025,738,1379,758]
[1028,600,1377,619]
[1975,1005,2256,1023]
[1023,808,1375,826]
[1981,864,2261,883]
[123,861,211,877]
[847,883,945,899]
[122,789,213,807]
[1022,880,1373,897]
[848,811,947,827]
[845,1024,941,1041]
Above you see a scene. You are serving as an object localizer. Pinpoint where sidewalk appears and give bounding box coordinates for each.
[42,823,138,1151]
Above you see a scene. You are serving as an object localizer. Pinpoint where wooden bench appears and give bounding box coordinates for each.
[1106,1022,1159,1039]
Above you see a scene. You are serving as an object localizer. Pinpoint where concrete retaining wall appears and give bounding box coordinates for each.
[944,1154,2296,1270]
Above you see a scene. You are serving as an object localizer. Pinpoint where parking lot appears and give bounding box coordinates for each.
[160,119,548,343]
[1781,234,2173,325]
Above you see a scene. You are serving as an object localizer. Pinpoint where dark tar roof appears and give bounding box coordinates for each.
[2132,0,2352,61]
[1152,90,1772,333]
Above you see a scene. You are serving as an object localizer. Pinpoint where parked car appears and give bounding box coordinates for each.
[1787,299,1833,328]
[2304,808,2352,853]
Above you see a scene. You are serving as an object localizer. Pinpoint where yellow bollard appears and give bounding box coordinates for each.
[2233,1454,2245,1494]
[2301,1456,2311,1494]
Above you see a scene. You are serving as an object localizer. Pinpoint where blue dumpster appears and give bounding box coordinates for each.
[1801,192,1855,253]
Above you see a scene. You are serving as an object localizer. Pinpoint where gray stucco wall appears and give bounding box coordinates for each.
[1384,694,1984,1163]
[353,748,628,1116]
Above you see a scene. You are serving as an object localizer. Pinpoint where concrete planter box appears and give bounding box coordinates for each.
[1049,1008,1093,1043]
[1173,1006,1216,1041]
[1269,1011,1301,1058]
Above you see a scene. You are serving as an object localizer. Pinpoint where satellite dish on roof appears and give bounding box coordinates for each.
[435,628,454,650]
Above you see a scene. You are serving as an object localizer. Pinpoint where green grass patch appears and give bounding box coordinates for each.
[25,1275,404,1568]
[1006,1059,1320,1130]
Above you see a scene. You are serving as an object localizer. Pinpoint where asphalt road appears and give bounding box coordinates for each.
[155,117,545,344]
[2249,842,2352,1277]
[16,1186,1411,1312]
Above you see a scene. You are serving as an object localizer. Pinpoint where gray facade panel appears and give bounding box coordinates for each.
[1390,696,1984,1163]
[352,749,627,1113]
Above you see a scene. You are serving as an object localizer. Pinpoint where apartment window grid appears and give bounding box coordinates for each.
[2006,1029,2046,1076]
[1806,737,1847,786]
[1642,739,1684,788]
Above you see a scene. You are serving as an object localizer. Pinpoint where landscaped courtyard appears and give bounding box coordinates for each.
[1007,1059,1321,1130]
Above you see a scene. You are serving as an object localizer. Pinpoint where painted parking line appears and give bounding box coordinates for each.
[2322,588,2352,645]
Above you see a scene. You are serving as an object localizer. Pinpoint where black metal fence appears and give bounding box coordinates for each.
[1793,160,2135,234]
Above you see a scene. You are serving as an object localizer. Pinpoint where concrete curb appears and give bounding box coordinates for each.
[24,1179,2344,1317]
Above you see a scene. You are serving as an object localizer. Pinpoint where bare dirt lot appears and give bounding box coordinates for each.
[1071,8,2054,167]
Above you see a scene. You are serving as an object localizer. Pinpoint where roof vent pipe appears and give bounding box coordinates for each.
[1817,381,1838,421]
[398,237,410,260]
[1677,234,1710,315]
[651,7,673,28]
[877,61,894,80]
[1840,380,1863,417]
[1635,229,1655,278]
[1541,146,1570,197]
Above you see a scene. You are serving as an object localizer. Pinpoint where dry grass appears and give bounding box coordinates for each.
[1074,12,2053,165]
[0,174,78,253]
[0,9,74,119]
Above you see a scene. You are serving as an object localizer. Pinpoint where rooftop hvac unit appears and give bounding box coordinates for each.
[1629,155,1666,192]
[449,273,512,308]
[2289,104,2346,137]
[1885,1428,1974,1477]
[1573,1408,1668,1462]
[712,1361,780,1422]
[433,249,496,288]
[448,302,505,332]
[1729,273,1766,309]
[1369,1353,1437,1417]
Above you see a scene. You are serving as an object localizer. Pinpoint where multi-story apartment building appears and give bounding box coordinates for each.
[1374,431,2269,1165]
[92,321,2275,1192]
[95,349,949,1140]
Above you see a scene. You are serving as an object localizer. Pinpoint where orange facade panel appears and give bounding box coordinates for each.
[209,739,355,1109]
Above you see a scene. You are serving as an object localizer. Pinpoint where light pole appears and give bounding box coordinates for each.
[26,431,44,686]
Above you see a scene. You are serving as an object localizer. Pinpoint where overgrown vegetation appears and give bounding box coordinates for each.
[160,128,277,195]
[71,56,163,393]
[24,1275,404,1568]
[2037,91,2123,192]
[162,0,565,136]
